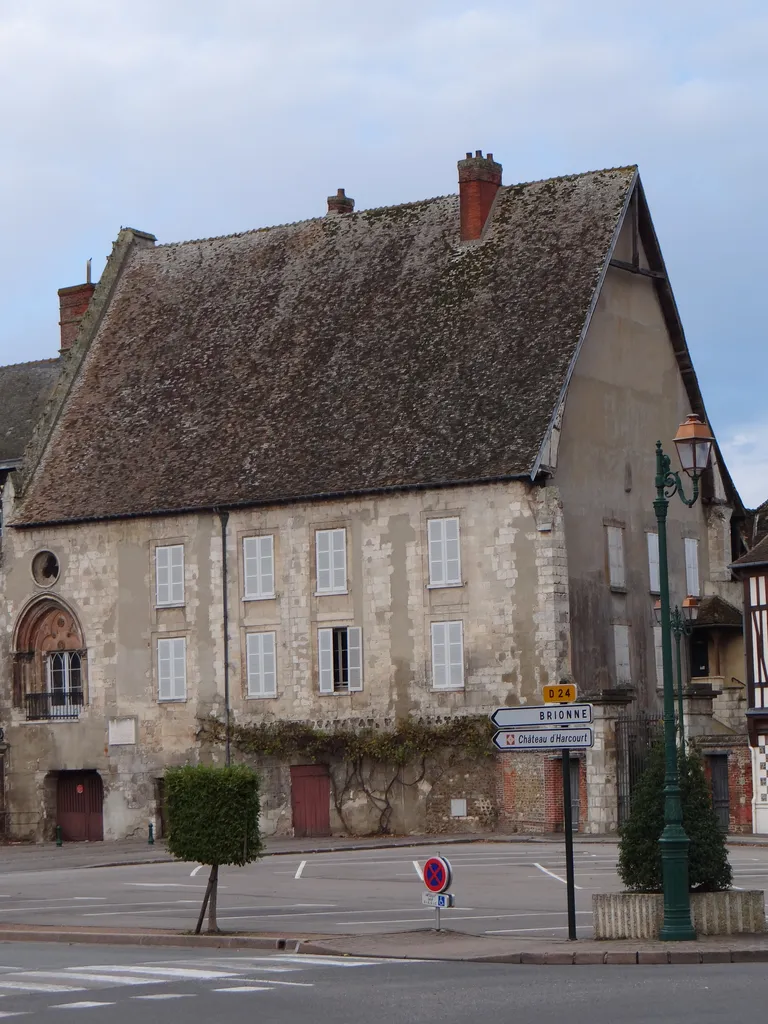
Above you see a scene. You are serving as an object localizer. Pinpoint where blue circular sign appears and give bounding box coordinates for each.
[423,856,452,893]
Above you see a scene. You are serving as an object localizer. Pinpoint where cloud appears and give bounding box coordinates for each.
[721,424,768,509]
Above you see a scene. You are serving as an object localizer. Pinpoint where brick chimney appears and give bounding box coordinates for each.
[458,150,503,241]
[58,263,95,353]
[327,188,355,215]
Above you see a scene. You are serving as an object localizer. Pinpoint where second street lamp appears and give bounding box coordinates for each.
[654,595,700,750]
[654,414,714,942]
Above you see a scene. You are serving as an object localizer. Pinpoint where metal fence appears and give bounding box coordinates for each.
[616,712,664,825]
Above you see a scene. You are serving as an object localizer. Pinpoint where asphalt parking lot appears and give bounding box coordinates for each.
[0,839,766,937]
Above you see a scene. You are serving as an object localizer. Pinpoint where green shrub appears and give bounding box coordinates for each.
[618,742,732,893]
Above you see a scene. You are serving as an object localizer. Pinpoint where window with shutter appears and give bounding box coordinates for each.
[606,527,625,589]
[613,624,631,685]
[246,632,277,697]
[318,628,334,693]
[685,538,700,597]
[318,626,363,693]
[244,535,275,599]
[427,518,462,587]
[157,637,186,701]
[316,529,347,594]
[156,545,185,606]
[431,621,465,690]
[653,625,664,687]
[647,532,660,593]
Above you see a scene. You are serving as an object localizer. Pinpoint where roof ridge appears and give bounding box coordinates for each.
[0,357,60,371]
[504,164,638,190]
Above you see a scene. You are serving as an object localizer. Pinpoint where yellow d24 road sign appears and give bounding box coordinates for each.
[542,683,577,704]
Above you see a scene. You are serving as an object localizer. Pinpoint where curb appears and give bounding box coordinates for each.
[0,929,303,951]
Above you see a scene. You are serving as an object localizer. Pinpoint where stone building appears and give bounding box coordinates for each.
[0,152,750,841]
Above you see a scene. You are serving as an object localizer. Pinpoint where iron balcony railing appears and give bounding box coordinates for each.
[24,691,84,721]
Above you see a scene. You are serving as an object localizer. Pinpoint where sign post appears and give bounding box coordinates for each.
[422,855,453,932]
[490,697,593,942]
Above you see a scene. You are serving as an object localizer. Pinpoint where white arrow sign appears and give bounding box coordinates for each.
[490,704,593,728]
[493,727,594,750]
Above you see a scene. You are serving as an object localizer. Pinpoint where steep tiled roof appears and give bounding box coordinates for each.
[733,533,768,570]
[0,359,61,465]
[694,595,742,628]
[15,167,636,524]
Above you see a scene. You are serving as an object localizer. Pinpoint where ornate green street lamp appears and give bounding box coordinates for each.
[654,595,700,750]
[654,414,714,941]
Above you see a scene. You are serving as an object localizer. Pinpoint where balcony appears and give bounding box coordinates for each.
[25,691,83,721]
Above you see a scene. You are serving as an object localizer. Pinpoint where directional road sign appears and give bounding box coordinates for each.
[423,856,452,893]
[543,683,577,703]
[490,703,593,729]
[493,726,594,751]
[422,892,455,909]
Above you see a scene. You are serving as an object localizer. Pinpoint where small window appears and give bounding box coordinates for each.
[244,535,275,600]
[606,527,625,589]
[428,518,462,587]
[685,537,700,597]
[156,545,184,606]
[246,631,277,697]
[431,620,464,690]
[647,532,660,594]
[158,637,187,701]
[46,651,84,707]
[613,624,631,685]
[653,625,664,687]
[316,529,347,595]
[318,626,362,693]
[32,550,60,587]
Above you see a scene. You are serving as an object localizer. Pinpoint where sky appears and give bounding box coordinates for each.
[1,1,766,503]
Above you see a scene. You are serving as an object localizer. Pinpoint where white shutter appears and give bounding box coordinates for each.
[447,620,464,688]
[170,545,184,605]
[685,538,700,597]
[606,527,625,588]
[428,518,461,587]
[647,533,660,593]
[318,628,334,693]
[613,624,631,685]
[158,637,186,700]
[653,625,664,687]
[247,632,277,697]
[171,637,187,699]
[316,531,332,593]
[156,546,170,606]
[244,536,275,599]
[347,627,363,691]
[431,622,447,689]
[331,529,347,592]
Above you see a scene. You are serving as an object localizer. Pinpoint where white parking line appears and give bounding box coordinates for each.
[51,1002,115,1010]
[214,987,273,993]
[132,994,195,1000]
[295,860,307,880]
[533,862,583,889]
[412,860,423,880]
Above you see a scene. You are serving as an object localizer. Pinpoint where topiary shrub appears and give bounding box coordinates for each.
[618,742,732,893]
[165,764,263,933]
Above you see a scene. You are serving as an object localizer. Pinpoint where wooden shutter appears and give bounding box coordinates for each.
[613,624,631,685]
[685,538,700,597]
[156,546,170,605]
[347,627,363,691]
[447,620,464,688]
[431,622,447,688]
[170,545,184,605]
[247,632,277,697]
[171,638,186,699]
[318,628,334,693]
[331,529,347,592]
[647,533,660,593]
[316,531,332,593]
[158,638,173,699]
[653,625,664,687]
[244,536,274,599]
[428,519,445,586]
[606,527,625,588]
[443,518,461,585]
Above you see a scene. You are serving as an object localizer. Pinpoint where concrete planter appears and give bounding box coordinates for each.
[593,890,766,939]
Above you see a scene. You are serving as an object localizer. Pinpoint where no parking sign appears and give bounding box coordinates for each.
[423,856,452,894]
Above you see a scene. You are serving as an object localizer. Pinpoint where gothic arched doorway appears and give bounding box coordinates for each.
[13,598,87,720]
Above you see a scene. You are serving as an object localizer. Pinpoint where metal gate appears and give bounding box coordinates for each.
[616,713,664,825]
[708,754,730,831]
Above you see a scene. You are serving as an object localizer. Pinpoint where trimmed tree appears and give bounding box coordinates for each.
[165,764,263,933]
[618,742,732,892]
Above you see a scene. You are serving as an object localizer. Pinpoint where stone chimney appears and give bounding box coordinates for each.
[58,263,95,353]
[327,188,355,215]
[458,150,503,241]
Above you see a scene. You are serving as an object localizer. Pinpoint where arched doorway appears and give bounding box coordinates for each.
[12,598,87,720]
[57,772,103,842]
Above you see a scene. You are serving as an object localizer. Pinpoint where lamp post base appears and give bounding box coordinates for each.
[659,823,696,941]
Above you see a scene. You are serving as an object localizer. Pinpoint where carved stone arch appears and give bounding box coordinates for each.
[12,597,87,714]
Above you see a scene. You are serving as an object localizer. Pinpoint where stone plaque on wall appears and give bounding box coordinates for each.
[108,717,137,746]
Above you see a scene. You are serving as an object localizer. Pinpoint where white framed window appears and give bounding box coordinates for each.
[246,631,277,698]
[606,526,625,589]
[613,624,631,685]
[431,620,465,690]
[45,652,84,714]
[243,535,275,600]
[647,532,660,594]
[156,544,185,606]
[428,517,462,587]
[316,528,347,595]
[685,537,700,597]
[157,637,187,701]
[318,626,362,693]
[653,625,664,687]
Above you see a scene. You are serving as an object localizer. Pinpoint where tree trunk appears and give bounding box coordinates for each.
[207,863,220,933]
[194,867,214,935]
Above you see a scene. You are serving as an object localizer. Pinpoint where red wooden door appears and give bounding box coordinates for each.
[57,773,104,842]
[290,765,331,837]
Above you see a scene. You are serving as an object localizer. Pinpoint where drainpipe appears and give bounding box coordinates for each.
[219,511,231,767]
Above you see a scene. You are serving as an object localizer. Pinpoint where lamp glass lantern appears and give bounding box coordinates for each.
[673,415,715,478]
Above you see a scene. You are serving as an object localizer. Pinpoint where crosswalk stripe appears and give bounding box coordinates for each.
[16,972,163,987]
[213,987,273,993]
[69,966,236,981]
[50,1002,115,1010]
[0,983,85,994]
[132,994,195,1001]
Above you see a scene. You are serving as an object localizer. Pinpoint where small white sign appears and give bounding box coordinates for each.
[422,892,454,909]
[491,704,593,728]
[108,717,137,746]
[493,727,594,750]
